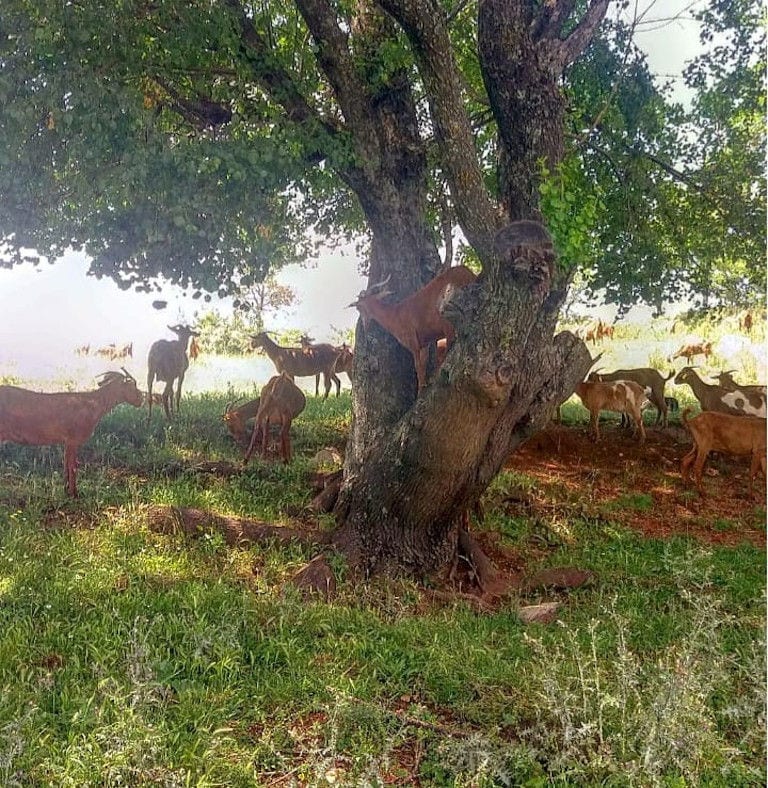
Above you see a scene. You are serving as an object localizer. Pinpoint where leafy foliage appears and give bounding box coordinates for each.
[0,1,763,313]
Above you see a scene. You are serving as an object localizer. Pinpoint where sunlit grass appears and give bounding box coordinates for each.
[0,335,765,783]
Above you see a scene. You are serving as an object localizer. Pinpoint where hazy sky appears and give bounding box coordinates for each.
[0,1,704,378]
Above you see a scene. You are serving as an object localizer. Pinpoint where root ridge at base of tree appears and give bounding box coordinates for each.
[145,505,326,549]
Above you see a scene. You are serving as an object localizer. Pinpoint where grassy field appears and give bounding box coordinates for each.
[0,380,764,787]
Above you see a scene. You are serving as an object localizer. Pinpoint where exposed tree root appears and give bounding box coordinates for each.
[456,526,516,597]
[290,555,337,601]
[145,505,325,549]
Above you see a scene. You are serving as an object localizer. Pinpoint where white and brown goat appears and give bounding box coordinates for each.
[589,367,674,427]
[674,367,766,417]
[574,379,647,443]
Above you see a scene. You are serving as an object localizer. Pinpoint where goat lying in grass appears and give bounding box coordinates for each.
[0,370,143,497]
[680,408,766,496]
[222,398,261,447]
[574,379,647,443]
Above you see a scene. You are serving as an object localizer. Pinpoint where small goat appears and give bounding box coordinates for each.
[715,370,766,399]
[739,311,753,334]
[222,398,261,447]
[334,343,354,382]
[672,340,712,365]
[299,335,344,397]
[589,368,674,427]
[244,374,306,464]
[674,367,766,417]
[251,332,339,399]
[574,379,647,443]
[680,408,766,495]
[147,324,199,420]
[0,370,143,497]
[350,265,476,390]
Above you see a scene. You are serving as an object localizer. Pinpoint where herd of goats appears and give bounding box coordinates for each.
[0,265,765,500]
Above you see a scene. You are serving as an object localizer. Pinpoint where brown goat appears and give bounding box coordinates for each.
[299,336,345,397]
[222,398,261,447]
[350,265,476,390]
[672,340,712,365]
[680,408,766,495]
[251,332,339,398]
[574,379,647,443]
[147,324,200,420]
[334,343,354,382]
[739,311,753,333]
[244,374,306,464]
[0,370,143,497]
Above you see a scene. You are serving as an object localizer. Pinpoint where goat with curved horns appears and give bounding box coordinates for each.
[349,265,476,390]
[147,324,200,420]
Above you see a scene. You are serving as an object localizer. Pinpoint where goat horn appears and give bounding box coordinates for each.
[120,367,136,383]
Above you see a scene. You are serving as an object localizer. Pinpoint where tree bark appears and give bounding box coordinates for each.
[228,0,608,578]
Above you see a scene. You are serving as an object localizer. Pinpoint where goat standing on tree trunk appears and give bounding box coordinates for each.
[349,265,477,390]
[147,324,200,420]
[0,370,143,497]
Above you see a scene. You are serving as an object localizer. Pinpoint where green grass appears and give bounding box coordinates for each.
[0,390,765,786]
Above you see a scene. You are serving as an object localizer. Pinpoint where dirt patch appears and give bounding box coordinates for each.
[504,423,766,547]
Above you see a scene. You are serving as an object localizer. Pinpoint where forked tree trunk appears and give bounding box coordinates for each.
[325,0,603,578]
[334,245,591,576]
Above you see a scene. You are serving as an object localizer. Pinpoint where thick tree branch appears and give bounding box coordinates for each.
[223,0,337,132]
[550,0,611,72]
[377,0,504,263]
[294,0,373,133]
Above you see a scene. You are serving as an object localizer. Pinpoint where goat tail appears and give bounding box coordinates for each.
[681,407,695,428]
[664,370,675,381]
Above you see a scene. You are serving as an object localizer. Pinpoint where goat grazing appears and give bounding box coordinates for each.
[680,408,766,495]
[251,332,340,399]
[244,374,306,464]
[672,340,712,365]
[574,379,647,443]
[674,367,766,417]
[222,398,261,447]
[147,324,199,420]
[588,368,674,427]
[0,370,143,497]
[349,265,476,390]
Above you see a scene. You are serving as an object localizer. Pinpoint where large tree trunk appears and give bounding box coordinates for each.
[325,0,605,578]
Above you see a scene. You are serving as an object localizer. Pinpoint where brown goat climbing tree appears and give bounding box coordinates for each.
[1,0,611,586]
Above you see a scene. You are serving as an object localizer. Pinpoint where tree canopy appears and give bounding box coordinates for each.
[1,1,763,312]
